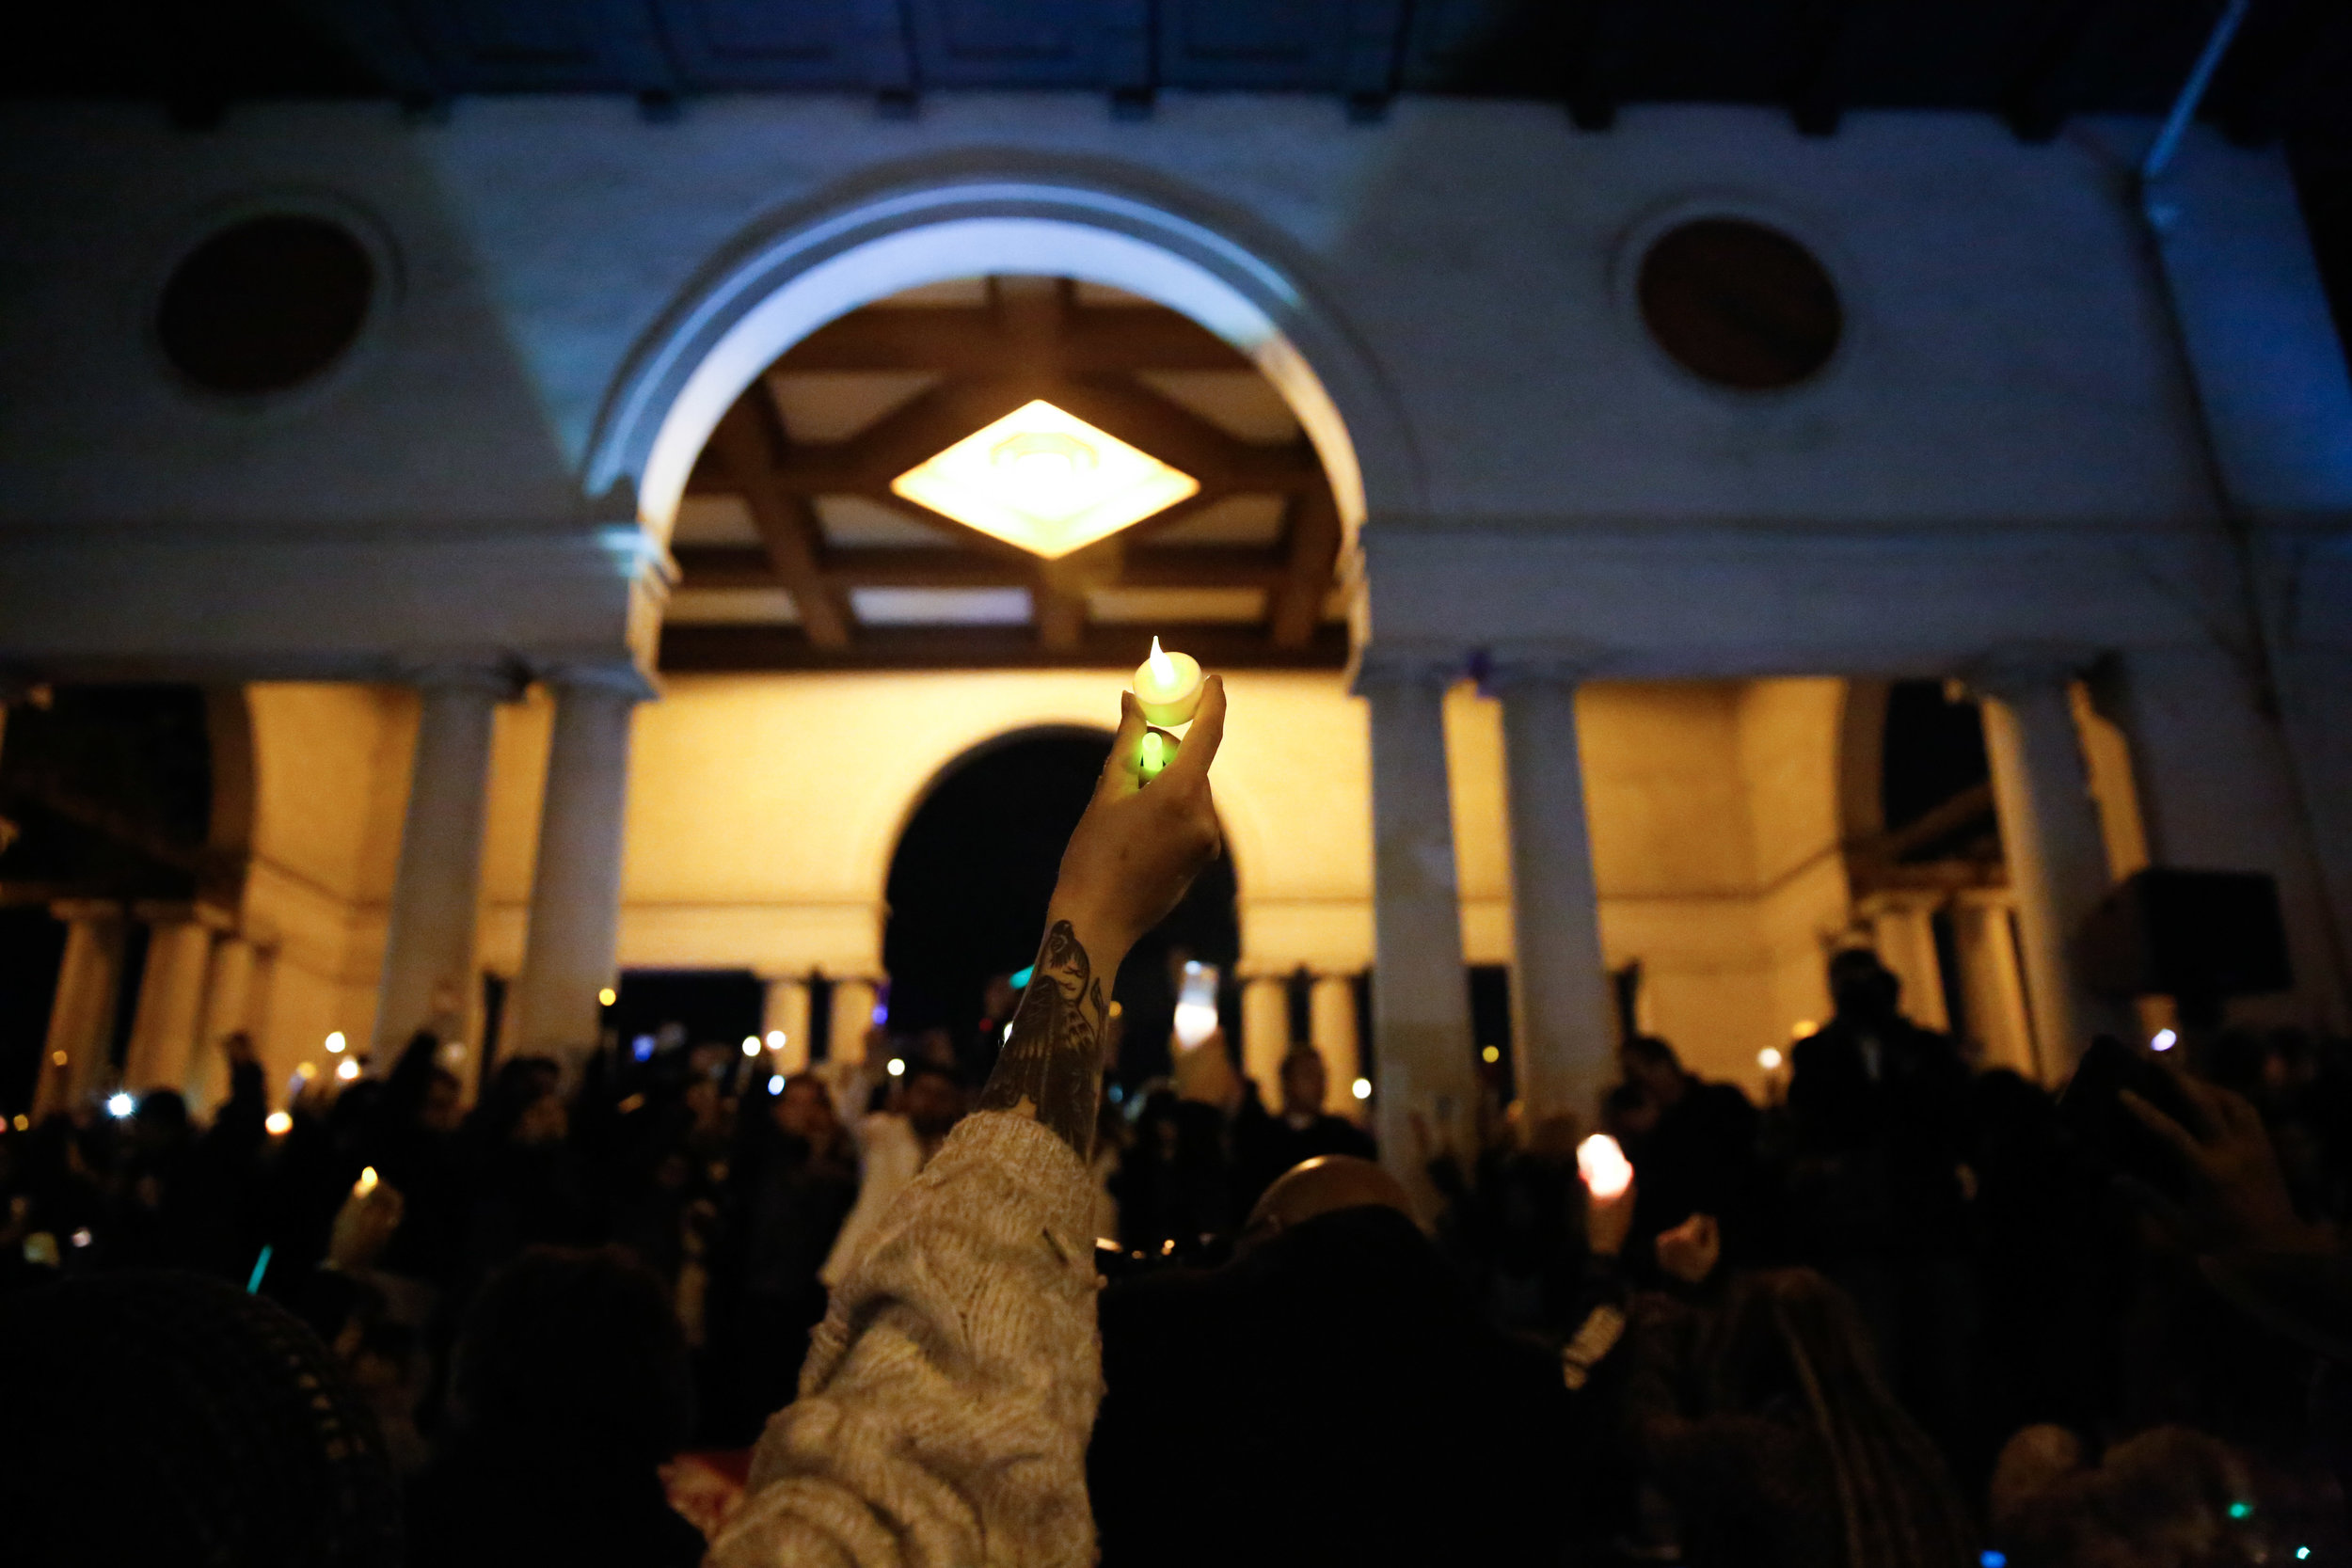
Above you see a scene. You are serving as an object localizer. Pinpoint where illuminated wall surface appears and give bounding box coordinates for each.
[2,92,2347,1094]
[241,672,1843,1092]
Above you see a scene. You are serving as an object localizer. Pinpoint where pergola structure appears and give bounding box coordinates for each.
[662,277,1347,672]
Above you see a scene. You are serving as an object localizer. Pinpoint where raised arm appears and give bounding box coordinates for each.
[978,678,1228,1156]
[713,677,1227,1568]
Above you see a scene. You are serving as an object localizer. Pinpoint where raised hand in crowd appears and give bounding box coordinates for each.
[2123,1065,2337,1256]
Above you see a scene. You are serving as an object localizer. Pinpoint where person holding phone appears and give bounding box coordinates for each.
[712,680,1230,1568]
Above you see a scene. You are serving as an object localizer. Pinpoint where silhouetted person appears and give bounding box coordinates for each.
[1625,1267,1976,1568]
[405,1245,704,1568]
[1788,949,1976,1464]
[1236,1047,1376,1209]
[1619,1035,1763,1272]
[718,1073,857,1436]
[1089,1156,1576,1568]
[0,1271,405,1568]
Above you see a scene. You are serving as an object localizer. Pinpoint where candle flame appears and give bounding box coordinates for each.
[355,1165,379,1197]
[1148,636,1174,686]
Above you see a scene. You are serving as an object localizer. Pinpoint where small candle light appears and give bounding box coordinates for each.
[1133,637,1204,727]
[1577,1133,1633,1200]
[354,1165,379,1198]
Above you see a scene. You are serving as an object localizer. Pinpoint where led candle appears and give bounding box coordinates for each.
[1133,637,1205,727]
[1576,1133,1633,1200]
[355,1165,380,1198]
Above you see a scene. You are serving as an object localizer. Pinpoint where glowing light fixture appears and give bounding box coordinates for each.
[766,1030,787,1051]
[325,1031,346,1054]
[891,400,1198,559]
[264,1111,293,1136]
[598,987,618,1007]
[335,1058,360,1082]
[886,1058,907,1078]
[2152,1028,2178,1052]
[741,1037,761,1057]
[1758,1047,1785,1070]
[1351,1077,1373,1101]
[107,1092,135,1118]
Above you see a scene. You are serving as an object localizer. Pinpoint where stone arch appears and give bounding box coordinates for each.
[582,163,1422,553]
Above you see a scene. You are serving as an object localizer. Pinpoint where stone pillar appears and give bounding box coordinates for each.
[763,976,812,1076]
[185,933,258,1114]
[1973,656,2136,1074]
[1860,890,1950,1033]
[374,671,508,1058]
[123,905,219,1096]
[829,979,879,1067]
[1493,659,1616,1125]
[2110,644,2351,1029]
[1309,974,1361,1117]
[1951,891,2038,1077]
[37,901,127,1117]
[1239,974,1291,1110]
[1356,652,1477,1212]
[513,668,650,1073]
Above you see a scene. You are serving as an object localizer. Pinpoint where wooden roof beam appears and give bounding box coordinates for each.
[1267,487,1343,648]
[706,401,854,649]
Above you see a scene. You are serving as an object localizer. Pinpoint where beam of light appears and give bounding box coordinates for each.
[246,1243,274,1294]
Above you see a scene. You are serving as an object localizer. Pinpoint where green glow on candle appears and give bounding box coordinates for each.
[1138,730,1171,780]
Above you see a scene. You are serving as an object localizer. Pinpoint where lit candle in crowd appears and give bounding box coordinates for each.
[1133,637,1204,726]
[1577,1133,1633,1200]
[354,1165,379,1198]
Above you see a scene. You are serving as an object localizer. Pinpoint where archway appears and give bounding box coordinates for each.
[587,172,1419,550]
[882,726,1238,1085]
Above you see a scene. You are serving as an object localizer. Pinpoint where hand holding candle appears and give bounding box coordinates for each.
[1132,637,1206,781]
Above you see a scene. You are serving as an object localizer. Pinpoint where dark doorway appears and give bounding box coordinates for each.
[0,907,68,1115]
[882,728,1239,1085]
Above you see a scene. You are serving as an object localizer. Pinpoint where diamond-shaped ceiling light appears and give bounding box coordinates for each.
[890,399,1198,560]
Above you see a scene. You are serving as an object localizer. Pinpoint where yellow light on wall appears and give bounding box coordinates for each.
[891,399,1198,559]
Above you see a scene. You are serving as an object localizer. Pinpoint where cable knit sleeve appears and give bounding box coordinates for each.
[710,1111,1104,1568]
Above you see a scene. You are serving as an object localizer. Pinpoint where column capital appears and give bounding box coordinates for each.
[537,659,660,704]
[129,899,236,930]
[1348,642,1466,696]
[392,657,528,698]
[48,897,127,926]
[1962,643,2105,703]
[1484,639,1609,691]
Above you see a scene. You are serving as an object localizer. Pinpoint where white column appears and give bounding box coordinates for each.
[762,975,812,1076]
[1974,655,2136,1074]
[185,933,257,1114]
[1356,652,1477,1212]
[373,670,507,1058]
[1951,891,2038,1077]
[1309,974,1361,1117]
[1860,890,1949,1033]
[37,901,127,1117]
[123,904,219,1096]
[513,668,650,1073]
[829,979,879,1067]
[2111,644,2351,1029]
[1239,974,1291,1110]
[1493,659,1616,1125]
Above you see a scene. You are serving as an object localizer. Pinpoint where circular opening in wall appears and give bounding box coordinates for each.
[156,214,375,397]
[1637,217,1841,390]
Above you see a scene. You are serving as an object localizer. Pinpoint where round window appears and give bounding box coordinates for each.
[1637,218,1842,390]
[156,214,375,397]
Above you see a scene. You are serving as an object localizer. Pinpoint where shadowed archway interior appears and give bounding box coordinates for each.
[882,727,1237,1085]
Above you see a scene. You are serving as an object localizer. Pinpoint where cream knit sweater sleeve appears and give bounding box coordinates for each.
[709,1111,1104,1568]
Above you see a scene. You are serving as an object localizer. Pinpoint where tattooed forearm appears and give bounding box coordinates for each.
[977,920,1111,1157]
